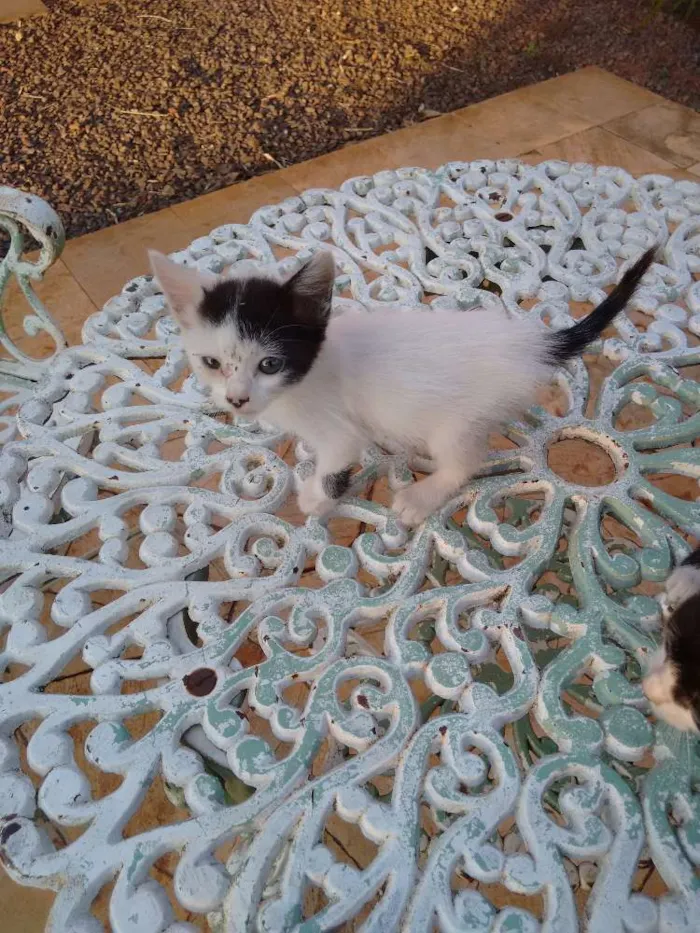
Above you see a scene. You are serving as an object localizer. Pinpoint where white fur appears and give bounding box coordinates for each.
[654,703,697,732]
[642,657,696,730]
[180,319,290,413]
[150,253,289,412]
[641,563,700,733]
[149,251,217,327]
[663,565,700,614]
[643,656,677,705]
[152,253,557,525]
[262,308,550,524]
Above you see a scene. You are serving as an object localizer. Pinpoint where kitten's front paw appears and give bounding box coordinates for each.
[297,478,333,517]
[392,485,433,527]
[664,565,700,613]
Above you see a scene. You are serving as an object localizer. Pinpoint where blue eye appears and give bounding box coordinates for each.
[259,357,283,375]
[202,356,221,370]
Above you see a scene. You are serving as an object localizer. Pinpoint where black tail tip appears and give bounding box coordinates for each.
[544,245,659,365]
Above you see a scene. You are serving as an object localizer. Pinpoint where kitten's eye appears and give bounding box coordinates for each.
[258,357,283,375]
[202,357,221,370]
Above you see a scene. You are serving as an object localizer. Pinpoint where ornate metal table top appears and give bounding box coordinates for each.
[1,161,700,933]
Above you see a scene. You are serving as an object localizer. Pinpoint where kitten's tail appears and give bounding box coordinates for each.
[544,247,656,364]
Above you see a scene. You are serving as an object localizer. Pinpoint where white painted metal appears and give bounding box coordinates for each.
[1,162,699,932]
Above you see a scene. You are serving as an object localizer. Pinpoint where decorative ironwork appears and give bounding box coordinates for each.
[1,161,699,932]
[0,186,67,382]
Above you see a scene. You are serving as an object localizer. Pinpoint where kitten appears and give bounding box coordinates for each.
[642,548,700,732]
[149,247,654,526]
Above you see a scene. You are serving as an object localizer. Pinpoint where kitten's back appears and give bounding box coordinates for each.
[318,308,548,440]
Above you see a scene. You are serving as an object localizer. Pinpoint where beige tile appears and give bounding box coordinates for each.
[364,113,504,172]
[61,177,301,310]
[520,66,665,127]
[689,162,700,177]
[220,68,660,199]
[61,208,192,309]
[521,125,688,177]
[284,114,502,193]
[3,258,97,356]
[281,138,395,193]
[170,172,299,238]
[450,84,592,155]
[29,72,700,331]
[604,103,700,168]
[285,69,670,194]
[0,0,47,21]
[0,868,53,931]
[324,811,380,869]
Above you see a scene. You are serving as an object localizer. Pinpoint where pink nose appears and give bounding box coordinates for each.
[227,396,249,409]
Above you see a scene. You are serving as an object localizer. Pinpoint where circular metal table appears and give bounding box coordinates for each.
[1,161,700,933]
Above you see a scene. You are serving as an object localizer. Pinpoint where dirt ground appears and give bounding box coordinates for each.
[1,0,698,239]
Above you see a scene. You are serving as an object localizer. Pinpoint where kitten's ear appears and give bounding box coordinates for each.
[149,251,216,329]
[285,251,336,326]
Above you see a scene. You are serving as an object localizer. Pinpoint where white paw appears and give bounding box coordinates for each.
[392,485,434,527]
[297,478,333,517]
[664,565,700,613]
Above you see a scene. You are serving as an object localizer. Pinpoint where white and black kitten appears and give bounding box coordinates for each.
[643,547,700,732]
[149,247,654,526]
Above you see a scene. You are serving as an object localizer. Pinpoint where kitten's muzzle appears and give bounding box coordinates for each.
[227,395,250,409]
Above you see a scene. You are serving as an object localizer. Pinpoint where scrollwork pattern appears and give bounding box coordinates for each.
[1,161,700,932]
[0,186,67,382]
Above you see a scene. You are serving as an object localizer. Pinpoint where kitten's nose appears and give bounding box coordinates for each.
[227,395,249,409]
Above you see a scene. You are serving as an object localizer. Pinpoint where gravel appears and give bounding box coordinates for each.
[1,0,698,239]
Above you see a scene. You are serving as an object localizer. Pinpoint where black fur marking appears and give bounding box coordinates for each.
[545,248,655,364]
[665,590,700,724]
[199,275,328,385]
[682,546,700,569]
[322,467,353,500]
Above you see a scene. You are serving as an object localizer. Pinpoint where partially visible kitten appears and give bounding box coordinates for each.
[643,547,700,732]
[149,247,654,526]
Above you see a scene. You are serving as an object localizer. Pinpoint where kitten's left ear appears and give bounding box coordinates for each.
[149,251,217,329]
[285,251,336,326]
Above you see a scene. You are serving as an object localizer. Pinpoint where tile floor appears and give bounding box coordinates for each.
[6,66,699,348]
[0,0,47,22]
[2,66,700,931]
[0,0,105,18]
[5,66,699,344]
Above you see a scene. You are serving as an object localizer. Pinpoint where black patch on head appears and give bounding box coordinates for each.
[198,273,329,385]
[682,546,700,569]
[665,591,700,724]
[322,467,353,500]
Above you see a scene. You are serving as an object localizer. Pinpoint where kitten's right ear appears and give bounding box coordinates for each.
[149,251,215,329]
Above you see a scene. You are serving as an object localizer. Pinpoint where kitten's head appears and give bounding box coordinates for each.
[149,251,336,416]
[642,592,700,732]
